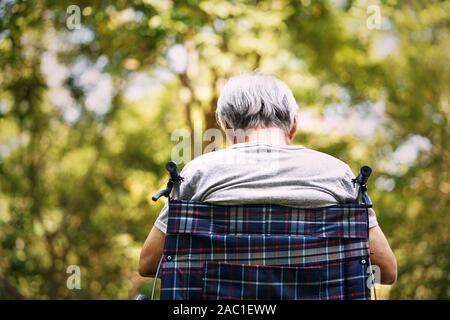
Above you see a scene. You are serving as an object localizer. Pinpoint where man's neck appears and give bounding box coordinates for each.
[232,127,289,145]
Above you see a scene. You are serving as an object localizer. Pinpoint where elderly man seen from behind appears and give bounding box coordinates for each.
[139,72,397,285]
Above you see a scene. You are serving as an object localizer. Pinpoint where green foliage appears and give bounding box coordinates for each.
[0,0,449,299]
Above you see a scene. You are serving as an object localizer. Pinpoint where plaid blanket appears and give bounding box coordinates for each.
[160,200,371,300]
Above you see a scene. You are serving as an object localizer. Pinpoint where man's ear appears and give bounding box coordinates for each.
[217,117,231,130]
[222,121,236,144]
[288,116,298,141]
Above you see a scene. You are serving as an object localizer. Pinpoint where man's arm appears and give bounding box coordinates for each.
[369,225,397,284]
[342,168,397,285]
[139,226,165,277]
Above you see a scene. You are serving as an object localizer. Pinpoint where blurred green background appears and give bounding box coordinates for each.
[0,0,449,299]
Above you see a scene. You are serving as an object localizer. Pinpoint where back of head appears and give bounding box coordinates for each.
[216,72,298,134]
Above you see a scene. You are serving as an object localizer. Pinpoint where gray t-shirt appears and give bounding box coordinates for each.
[154,142,378,233]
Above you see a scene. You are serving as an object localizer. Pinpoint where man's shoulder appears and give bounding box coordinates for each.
[297,147,355,177]
[302,148,351,166]
[179,148,231,173]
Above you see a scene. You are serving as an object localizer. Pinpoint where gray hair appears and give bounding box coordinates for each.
[216,73,298,133]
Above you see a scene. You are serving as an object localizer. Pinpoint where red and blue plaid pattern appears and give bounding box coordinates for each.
[160,200,371,300]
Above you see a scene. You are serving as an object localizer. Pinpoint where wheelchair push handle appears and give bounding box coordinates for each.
[152,161,184,202]
[166,161,184,183]
[353,165,373,207]
[355,165,372,186]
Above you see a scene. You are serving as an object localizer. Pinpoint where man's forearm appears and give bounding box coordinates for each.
[139,226,165,277]
[369,226,397,284]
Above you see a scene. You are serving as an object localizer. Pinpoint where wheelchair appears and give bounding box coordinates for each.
[136,161,376,300]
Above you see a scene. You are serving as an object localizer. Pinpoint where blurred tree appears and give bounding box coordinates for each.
[0,0,448,299]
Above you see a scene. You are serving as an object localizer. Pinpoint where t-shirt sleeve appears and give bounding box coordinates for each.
[153,162,198,234]
[341,164,379,229]
[154,202,169,233]
[368,208,379,229]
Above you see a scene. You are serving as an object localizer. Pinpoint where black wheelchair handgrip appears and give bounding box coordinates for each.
[355,165,372,186]
[166,161,183,183]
